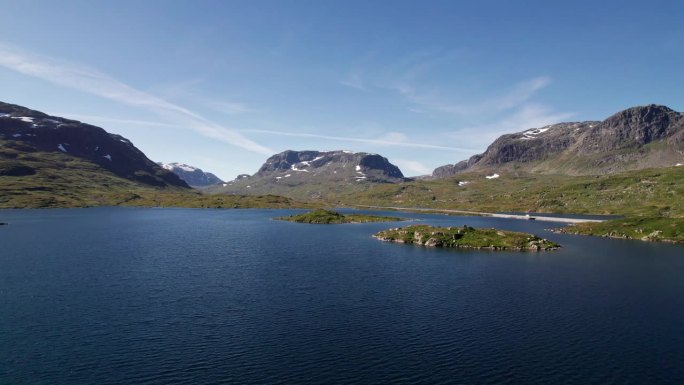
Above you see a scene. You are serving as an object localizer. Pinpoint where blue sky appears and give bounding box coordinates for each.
[1,0,683,179]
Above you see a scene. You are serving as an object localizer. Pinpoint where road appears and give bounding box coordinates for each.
[355,205,606,224]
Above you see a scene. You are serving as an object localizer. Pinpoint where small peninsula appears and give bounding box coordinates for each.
[276,209,404,224]
[374,225,560,251]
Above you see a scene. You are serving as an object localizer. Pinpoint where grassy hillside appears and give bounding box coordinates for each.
[336,167,684,217]
[0,145,309,209]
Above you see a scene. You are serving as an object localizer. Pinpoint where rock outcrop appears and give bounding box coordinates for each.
[373,224,560,251]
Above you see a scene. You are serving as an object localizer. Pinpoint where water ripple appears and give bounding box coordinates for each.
[1,208,683,384]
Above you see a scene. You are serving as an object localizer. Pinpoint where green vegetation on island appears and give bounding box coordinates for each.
[373,224,560,251]
[554,217,684,244]
[276,209,404,224]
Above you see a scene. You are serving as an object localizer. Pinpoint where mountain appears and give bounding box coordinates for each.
[255,150,403,180]
[0,101,189,187]
[1,101,191,207]
[433,104,684,177]
[158,162,223,187]
[208,150,405,199]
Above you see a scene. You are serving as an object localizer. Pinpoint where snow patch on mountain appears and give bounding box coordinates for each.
[161,162,197,172]
[291,163,309,172]
[12,116,34,123]
[521,126,551,140]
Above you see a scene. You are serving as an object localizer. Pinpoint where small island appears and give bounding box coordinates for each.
[276,209,404,224]
[373,224,560,251]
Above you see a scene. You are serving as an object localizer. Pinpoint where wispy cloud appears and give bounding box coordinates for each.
[449,103,575,147]
[203,100,257,115]
[152,80,258,115]
[242,129,476,152]
[392,76,553,116]
[0,43,272,154]
[50,113,184,129]
[493,77,552,111]
[380,62,570,149]
[341,52,570,157]
[340,49,444,93]
[376,131,409,143]
[340,71,370,91]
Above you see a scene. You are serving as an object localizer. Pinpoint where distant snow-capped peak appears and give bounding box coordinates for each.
[160,162,198,172]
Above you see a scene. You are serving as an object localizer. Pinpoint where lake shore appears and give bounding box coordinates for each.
[355,205,606,224]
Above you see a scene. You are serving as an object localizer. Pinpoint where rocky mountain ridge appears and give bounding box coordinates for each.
[209,150,405,198]
[254,150,403,180]
[433,104,684,177]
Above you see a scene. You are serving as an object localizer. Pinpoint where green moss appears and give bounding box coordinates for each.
[276,209,403,224]
[374,224,560,251]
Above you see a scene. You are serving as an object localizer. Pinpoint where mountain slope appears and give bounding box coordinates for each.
[0,101,193,207]
[159,162,223,187]
[340,166,684,217]
[433,104,684,177]
[209,150,405,200]
[0,101,189,187]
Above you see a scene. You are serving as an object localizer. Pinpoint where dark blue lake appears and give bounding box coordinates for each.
[1,208,683,384]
